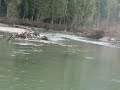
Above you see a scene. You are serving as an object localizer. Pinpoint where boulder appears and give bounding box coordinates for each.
[40,35,49,41]
[99,36,117,42]
[99,36,110,41]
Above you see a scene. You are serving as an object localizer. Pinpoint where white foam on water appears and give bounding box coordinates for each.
[11,54,16,57]
[13,50,31,55]
[42,33,118,48]
[22,53,31,55]
[85,57,94,60]
[13,42,42,46]
[11,32,119,48]
[32,50,43,52]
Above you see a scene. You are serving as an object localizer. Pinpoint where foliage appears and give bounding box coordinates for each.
[0,0,120,29]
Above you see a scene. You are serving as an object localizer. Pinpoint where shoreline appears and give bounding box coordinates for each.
[0,23,120,48]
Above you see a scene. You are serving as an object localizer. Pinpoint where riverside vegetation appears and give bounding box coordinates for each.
[0,0,120,41]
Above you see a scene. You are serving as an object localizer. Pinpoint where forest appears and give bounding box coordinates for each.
[0,0,120,31]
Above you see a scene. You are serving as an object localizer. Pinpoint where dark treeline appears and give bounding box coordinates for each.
[0,0,120,30]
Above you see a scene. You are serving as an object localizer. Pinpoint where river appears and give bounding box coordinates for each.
[0,32,120,90]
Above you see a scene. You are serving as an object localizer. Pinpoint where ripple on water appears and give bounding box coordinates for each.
[13,50,31,55]
[24,52,31,55]
[18,50,26,52]
[111,79,120,83]
[32,50,43,52]
[85,57,94,60]
[11,54,16,57]
[0,75,10,78]
[59,44,75,47]
[13,42,42,47]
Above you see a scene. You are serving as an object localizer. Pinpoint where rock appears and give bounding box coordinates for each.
[109,38,116,41]
[99,36,117,42]
[87,30,105,39]
[33,31,39,36]
[15,32,32,39]
[7,30,49,41]
[95,31,105,39]
[99,36,111,41]
[40,35,49,41]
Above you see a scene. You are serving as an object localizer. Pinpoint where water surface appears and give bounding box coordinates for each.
[0,32,120,90]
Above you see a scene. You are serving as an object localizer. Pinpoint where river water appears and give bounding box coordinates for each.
[0,32,120,90]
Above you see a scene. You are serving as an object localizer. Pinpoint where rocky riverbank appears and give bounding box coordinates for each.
[0,23,120,47]
[0,23,49,41]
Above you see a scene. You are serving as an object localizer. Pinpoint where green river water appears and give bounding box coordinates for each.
[0,32,120,90]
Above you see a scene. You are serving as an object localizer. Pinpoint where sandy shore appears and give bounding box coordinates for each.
[0,24,28,34]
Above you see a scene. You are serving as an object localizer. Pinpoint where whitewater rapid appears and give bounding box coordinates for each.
[9,32,119,48]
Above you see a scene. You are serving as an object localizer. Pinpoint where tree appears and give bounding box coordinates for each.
[65,0,76,25]
[0,0,7,16]
[71,0,96,29]
[27,0,35,20]
[19,0,29,19]
[94,0,107,23]
[7,0,21,18]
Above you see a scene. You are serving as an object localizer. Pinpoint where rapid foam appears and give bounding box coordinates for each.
[11,32,119,48]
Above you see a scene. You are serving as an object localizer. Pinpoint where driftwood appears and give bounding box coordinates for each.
[8,31,49,41]
[8,34,14,41]
[6,25,49,41]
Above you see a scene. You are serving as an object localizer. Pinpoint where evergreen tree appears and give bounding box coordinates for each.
[19,0,29,19]
[0,0,7,16]
[65,0,76,24]
[27,0,35,19]
[95,0,107,22]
